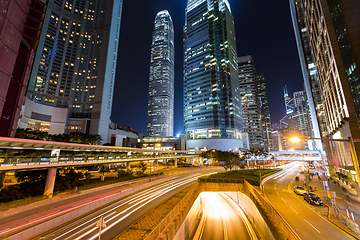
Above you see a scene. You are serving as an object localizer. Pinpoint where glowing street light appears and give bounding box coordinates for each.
[289,137,301,143]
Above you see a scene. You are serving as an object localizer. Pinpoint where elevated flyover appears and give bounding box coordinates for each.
[269,150,323,161]
[0,136,199,196]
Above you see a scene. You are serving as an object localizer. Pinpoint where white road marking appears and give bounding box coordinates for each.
[289,206,298,214]
[281,197,286,203]
[304,219,321,233]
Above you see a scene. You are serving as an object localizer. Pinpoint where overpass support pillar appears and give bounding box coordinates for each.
[174,158,177,167]
[44,168,57,197]
[126,162,131,171]
[154,160,158,171]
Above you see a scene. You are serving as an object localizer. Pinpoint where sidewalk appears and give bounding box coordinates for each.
[295,172,360,237]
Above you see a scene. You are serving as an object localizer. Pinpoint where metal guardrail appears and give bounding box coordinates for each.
[198,178,244,183]
[144,183,199,240]
[243,181,301,240]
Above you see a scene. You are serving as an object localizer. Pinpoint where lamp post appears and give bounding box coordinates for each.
[290,135,360,199]
[211,149,215,166]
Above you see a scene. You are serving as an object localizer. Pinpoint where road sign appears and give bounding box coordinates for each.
[96,216,106,240]
[96,216,106,228]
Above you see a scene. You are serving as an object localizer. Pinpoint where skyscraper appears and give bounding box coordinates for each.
[238,56,263,149]
[18,0,123,143]
[184,0,244,151]
[257,75,272,151]
[147,10,174,137]
[290,0,360,166]
[0,0,46,137]
[289,0,327,147]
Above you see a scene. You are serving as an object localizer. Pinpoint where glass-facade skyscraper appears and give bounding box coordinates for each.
[184,0,244,151]
[238,56,263,149]
[147,10,174,137]
[290,0,360,167]
[18,0,123,143]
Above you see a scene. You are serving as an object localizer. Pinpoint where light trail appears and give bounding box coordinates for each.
[35,172,212,240]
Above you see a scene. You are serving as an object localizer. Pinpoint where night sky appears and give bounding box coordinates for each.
[112,0,304,136]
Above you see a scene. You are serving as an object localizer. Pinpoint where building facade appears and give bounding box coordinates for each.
[290,0,327,152]
[183,0,244,151]
[147,10,175,137]
[290,0,360,168]
[257,75,272,150]
[238,56,264,149]
[18,0,123,143]
[0,0,46,137]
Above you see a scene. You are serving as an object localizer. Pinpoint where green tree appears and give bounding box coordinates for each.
[139,162,147,173]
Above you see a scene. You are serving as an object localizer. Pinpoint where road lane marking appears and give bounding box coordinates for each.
[47,174,202,240]
[280,197,286,203]
[304,219,321,233]
[276,191,279,195]
[289,206,298,214]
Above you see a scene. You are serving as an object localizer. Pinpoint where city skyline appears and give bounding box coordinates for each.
[113,0,304,136]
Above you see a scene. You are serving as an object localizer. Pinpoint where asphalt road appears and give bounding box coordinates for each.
[264,162,355,240]
[28,172,213,240]
[0,168,220,239]
[200,192,253,240]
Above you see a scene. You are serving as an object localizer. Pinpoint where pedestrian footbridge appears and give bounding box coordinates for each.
[269,150,323,161]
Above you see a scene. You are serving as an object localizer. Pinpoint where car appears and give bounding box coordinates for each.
[293,185,307,195]
[303,192,323,206]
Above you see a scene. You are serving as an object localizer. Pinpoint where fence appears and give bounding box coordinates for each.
[331,202,360,237]
[198,178,244,183]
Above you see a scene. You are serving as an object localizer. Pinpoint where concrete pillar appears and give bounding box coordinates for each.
[44,168,57,197]
[175,158,177,167]
[126,162,131,171]
[154,160,158,171]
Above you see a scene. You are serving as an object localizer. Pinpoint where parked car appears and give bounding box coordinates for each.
[293,185,307,195]
[303,192,323,206]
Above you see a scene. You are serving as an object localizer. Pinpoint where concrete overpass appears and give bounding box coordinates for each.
[0,137,200,196]
[269,150,323,161]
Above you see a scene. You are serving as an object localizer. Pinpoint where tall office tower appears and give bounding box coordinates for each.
[289,0,327,150]
[257,75,272,151]
[147,10,174,137]
[183,0,244,151]
[0,0,46,137]
[288,90,312,149]
[238,56,263,149]
[290,0,360,166]
[18,0,123,143]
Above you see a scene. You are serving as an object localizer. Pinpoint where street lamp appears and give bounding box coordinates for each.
[289,135,360,199]
[289,138,308,190]
[211,149,215,166]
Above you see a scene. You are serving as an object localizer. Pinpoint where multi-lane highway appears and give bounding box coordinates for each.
[264,162,355,240]
[6,172,210,240]
[197,192,257,240]
[0,168,218,240]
